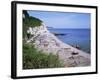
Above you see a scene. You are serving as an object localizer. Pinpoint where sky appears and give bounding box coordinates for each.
[28,10,90,29]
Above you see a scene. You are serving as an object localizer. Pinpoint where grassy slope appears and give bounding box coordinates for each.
[23,44,64,69]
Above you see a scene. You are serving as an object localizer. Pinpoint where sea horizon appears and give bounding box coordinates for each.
[47,27,90,29]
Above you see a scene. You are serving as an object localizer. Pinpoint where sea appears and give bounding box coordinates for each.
[48,28,91,53]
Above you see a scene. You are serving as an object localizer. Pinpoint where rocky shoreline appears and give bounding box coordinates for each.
[26,23,90,67]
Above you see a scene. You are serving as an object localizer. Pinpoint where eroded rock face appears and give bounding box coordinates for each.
[27,23,48,36]
[26,23,62,49]
[26,23,91,67]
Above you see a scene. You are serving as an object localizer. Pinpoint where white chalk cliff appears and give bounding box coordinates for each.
[26,22,90,67]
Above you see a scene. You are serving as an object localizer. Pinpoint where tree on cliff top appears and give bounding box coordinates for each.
[23,10,29,18]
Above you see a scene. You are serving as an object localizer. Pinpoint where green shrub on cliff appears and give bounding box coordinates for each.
[23,16,42,27]
[23,10,42,38]
[23,43,64,69]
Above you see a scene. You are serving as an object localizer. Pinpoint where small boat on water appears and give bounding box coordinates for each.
[72,44,81,49]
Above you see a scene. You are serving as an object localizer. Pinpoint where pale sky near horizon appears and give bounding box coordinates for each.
[28,10,90,29]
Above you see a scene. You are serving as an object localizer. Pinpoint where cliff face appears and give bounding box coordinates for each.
[27,23,48,39]
[26,23,62,50]
[25,22,90,67]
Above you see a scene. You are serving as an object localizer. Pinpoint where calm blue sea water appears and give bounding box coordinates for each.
[48,28,91,53]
